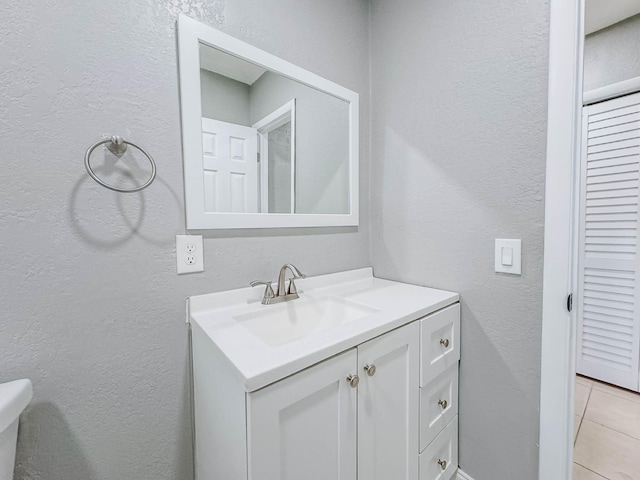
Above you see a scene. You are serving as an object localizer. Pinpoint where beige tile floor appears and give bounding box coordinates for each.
[573,375,640,480]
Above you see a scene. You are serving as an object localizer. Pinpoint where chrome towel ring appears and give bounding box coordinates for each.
[84,135,157,193]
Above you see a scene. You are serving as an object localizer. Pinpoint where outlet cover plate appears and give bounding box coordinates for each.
[176,235,204,274]
[495,239,521,275]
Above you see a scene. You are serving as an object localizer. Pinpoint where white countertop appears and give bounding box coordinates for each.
[189,268,458,391]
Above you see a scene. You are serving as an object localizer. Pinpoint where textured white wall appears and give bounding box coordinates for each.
[369,0,549,478]
[584,14,640,92]
[0,0,370,478]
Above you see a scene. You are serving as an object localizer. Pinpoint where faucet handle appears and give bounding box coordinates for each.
[287,278,298,295]
[250,281,275,303]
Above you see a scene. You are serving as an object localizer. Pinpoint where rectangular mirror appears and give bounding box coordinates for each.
[177,15,359,229]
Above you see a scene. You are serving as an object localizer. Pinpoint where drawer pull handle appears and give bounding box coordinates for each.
[440,338,450,348]
[437,459,447,470]
[438,399,448,409]
[346,374,360,388]
[364,364,377,377]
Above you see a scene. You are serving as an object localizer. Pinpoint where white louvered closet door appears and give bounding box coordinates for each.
[577,92,640,391]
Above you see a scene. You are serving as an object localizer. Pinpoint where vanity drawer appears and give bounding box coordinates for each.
[420,364,458,452]
[419,416,458,480]
[420,304,460,386]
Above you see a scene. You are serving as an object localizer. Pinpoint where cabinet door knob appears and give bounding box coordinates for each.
[346,374,360,388]
[437,459,447,470]
[364,364,377,377]
[438,399,448,409]
[440,338,450,348]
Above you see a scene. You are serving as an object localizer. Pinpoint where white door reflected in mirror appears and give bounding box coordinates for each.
[201,118,259,213]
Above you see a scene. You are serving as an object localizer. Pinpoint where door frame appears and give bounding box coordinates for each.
[538,1,584,479]
[584,75,640,105]
[252,99,296,213]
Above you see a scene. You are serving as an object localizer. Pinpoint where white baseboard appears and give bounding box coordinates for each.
[457,468,475,480]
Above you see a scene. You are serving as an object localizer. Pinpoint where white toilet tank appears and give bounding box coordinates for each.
[0,379,32,480]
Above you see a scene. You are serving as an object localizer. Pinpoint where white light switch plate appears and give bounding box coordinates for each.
[176,235,204,274]
[495,239,521,275]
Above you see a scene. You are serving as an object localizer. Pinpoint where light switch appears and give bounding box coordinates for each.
[501,247,513,266]
[495,239,521,275]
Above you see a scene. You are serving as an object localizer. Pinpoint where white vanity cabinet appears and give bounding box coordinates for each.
[189,269,460,480]
[247,322,419,480]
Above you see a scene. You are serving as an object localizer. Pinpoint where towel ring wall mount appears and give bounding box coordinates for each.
[84,135,157,193]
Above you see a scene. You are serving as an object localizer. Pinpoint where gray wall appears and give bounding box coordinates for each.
[200,69,251,125]
[369,1,549,479]
[584,14,640,92]
[0,0,370,479]
[250,71,350,214]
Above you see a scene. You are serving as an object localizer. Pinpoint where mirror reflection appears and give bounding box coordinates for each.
[198,43,350,214]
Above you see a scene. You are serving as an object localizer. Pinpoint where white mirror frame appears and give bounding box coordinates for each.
[177,14,359,229]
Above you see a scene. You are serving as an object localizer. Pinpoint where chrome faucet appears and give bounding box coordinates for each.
[251,264,306,305]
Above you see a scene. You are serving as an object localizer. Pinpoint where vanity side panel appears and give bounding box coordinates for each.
[191,321,247,480]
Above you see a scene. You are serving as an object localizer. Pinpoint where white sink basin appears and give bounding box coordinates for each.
[189,268,459,391]
[233,295,380,346]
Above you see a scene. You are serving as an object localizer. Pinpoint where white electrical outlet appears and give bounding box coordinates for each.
[176,235,204,274]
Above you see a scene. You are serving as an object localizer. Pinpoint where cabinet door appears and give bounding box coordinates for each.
[358,322,420,480]
[247,349,358,480]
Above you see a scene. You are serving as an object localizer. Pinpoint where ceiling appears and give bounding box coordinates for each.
[585,0,640,35]
[199,43,266,85]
